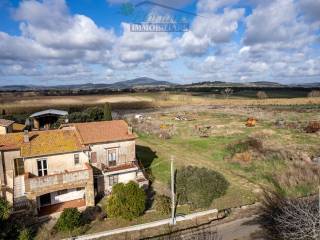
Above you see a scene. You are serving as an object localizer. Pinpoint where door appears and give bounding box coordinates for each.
[37,158,48,176]
[39,193,51,206]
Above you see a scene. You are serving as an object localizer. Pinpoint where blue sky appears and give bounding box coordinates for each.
[0,0,319,86]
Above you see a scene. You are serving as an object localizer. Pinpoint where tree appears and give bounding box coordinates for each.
[221,88,233,99]
[103,102,112,121]
[176,166,229,209]
[84,107,104,121]
[0,197,11,221]
[105,181,146,220]
[256,91,268,99]
[260,191,320,240]
[55,208,82,232]
[154,194,171,214]
[308,90,320,98]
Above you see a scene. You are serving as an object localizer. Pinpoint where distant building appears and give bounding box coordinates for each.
[29,109,68,130]
[0,119,14,134]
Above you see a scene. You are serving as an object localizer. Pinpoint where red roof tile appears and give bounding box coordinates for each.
[71,120,136,145]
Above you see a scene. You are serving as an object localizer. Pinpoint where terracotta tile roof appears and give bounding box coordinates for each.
[0,130,83,157]
[71,120,136,145]
[0,119,14,127]
[21,130,83,158]
[0,133,24,150]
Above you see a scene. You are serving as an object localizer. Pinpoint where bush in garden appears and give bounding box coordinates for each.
[18,228,32,240]
[154,194,171,214]
[55,208,82,232]
[176,166,229,209]
[0,197,11,220]
[105,181,146,220]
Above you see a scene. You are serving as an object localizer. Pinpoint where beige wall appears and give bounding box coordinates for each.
[24,151,90,176]
[0,126,7,135]
[1,150,20,203]
[104,170,138,192]
[90,140,135,167]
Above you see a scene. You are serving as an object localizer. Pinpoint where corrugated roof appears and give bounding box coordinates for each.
[0,119,15,127]
[71,120,136,144]
[30,109,68,118]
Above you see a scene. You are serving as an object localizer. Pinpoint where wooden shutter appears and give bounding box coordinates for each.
[91,152,97,163]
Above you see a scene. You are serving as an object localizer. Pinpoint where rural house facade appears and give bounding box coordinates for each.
[0,120,147,216]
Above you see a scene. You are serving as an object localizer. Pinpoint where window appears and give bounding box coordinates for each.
[74,154,80,165]
[109,175,118,186]
[107,148,117,166]
[14,158,24,176]
[37,158,48,176]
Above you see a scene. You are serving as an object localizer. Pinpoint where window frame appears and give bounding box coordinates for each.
[37,158,48,177]
[107,148,118,167]
[14,158,25,176]
[109,174,118,186]
[74,153,80,165]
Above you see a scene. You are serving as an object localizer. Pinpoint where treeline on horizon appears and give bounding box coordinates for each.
[0,86,319,98]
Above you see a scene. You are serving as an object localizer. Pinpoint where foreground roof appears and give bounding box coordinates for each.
[30,109,68,118]
[0,119,15,127]
[0,130,83,157]
[71,120,136,144]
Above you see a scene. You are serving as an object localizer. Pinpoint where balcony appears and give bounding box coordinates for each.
[103,161,139,173]
[24,163,93,196]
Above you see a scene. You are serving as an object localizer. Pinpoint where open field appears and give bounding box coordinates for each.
[132,104,320,210]
[1,92,320,115]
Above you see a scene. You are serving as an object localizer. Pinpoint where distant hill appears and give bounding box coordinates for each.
[110,77,174,89]
[0,79,319,91]
[0,77,174,91]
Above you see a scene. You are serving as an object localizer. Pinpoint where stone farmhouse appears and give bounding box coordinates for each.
[0,120,148,216]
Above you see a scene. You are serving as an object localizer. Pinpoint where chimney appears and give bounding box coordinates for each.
[128,126,133,135]
[23,130,29,143]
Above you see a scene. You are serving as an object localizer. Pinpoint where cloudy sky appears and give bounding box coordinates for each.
[0,0,319,86]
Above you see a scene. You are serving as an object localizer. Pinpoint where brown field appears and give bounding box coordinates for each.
[1,92,320,114]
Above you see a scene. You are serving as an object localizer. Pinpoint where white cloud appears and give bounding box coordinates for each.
[178,31,210,56]
[192,8,244,43]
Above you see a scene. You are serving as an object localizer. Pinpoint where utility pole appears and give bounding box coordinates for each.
[170,156,176,225]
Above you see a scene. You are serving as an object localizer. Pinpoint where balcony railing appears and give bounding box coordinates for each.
[25,163,92,194]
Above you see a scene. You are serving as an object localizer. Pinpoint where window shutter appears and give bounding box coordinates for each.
[91,152,97,163]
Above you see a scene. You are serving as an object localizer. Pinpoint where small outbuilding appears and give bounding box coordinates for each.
[0,119,14,134]
[29,109,68,130]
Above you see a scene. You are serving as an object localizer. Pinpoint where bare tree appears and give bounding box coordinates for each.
[260,191,320,240]
[221,88,233,99]
[308,90,320,98]
[257,91,268,99]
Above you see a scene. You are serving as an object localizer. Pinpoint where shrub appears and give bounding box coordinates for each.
[55,208,82,232]
[0,197,11,220]
[105,181,146,220]
[176,166,229,209]
[103,102,112,121]
[154,194,171,214]
[260,191,319,240]
[83,107,104,121]
[18,228,32,240]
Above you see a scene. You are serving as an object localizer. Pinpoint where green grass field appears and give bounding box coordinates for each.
[135,106,320,209]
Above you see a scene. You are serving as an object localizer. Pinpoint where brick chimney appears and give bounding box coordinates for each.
[128,126,133,135]
[23,130,29,143]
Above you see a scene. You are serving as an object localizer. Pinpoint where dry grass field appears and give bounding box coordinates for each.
[1,92,320,114]
[129,103,320,210]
